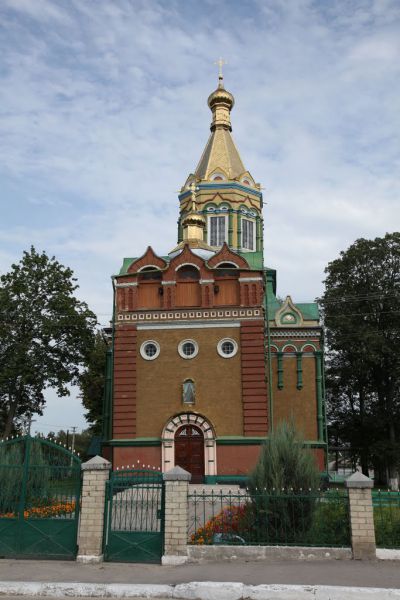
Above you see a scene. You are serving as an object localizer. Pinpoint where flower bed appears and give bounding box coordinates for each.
[191,505,248,545]
[0,500,76,519]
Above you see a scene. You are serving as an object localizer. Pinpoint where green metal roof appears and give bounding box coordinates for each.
[119,258,136,275]
[296,303,320,320]
[237,250,264,270]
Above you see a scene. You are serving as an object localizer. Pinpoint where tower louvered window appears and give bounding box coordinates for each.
[209,216,226,246]
[242,218,255,251]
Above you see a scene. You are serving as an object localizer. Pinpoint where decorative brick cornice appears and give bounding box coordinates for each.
[116,307,263,324]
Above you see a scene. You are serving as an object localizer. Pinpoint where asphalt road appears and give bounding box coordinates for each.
[0,558,400,589]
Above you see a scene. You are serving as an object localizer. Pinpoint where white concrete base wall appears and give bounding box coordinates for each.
[76,554,104,564]
[187,545,352,562]
[162,554,189,565]
[376,548,400,560]
[1,581,400,600]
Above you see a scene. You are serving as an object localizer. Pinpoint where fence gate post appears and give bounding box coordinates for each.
[77,455,111,563]
[345,472,376,560]
[162,466,191,565]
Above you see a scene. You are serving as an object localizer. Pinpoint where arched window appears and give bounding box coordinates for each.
[176,265,200,281]
[182,379,195,404]
[176,265,201,307]
[137,267,162,309]
[214,264,240,306]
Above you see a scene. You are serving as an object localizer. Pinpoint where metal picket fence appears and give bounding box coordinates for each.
[373,490,400,549]
[188,488,350,547]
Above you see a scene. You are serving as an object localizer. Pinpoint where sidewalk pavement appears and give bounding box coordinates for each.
[0,559,400,599]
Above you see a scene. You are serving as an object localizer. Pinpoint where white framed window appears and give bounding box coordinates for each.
[178,339,199,359]
[140,340,160,361]
[217,338,238,358]
[208,215,227,247]
[242,218,256,251]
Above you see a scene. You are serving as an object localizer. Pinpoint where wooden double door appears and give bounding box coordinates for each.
[174,425,204,484]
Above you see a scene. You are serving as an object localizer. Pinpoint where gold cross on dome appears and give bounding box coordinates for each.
[214,57,227,79]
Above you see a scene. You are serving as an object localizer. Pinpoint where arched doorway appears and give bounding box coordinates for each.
[174,425,205,484]
[161,413,217,481]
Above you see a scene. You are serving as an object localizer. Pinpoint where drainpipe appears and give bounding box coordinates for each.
[321,327,329,472]
[109,277,116,446]
[264,270,274,433]
[315,350,324,442]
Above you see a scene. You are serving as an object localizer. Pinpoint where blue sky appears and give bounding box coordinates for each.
[1,0,399,435]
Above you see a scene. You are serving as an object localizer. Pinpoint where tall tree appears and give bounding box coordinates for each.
[0,247,97,438]
[79,331,108,435]
[320,233,400,488]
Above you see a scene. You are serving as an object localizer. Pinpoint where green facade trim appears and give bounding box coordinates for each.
[296,352,303,390]
[277,352,284,389]
[228,209,233,247]
[178,182,263,199]
[102,348,113,441]
[108,438,162,447]
[216,436,267,445]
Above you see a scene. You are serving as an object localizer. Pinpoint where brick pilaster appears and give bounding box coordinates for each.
[240,320,268,435]
[77,456,111,563]
[162,466,191,565]
[113,324,137,438]
[345,472,376,560]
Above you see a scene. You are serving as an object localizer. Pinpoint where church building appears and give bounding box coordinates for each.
[102,71,327,483]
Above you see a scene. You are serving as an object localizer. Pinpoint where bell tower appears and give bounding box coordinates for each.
[173,64,264,258]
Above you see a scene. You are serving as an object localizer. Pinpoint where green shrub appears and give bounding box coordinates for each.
[0,439,51,514]
[0,443,23,514]
[374,506,400,548]
[248,421,320,544]
[307,497,350,546]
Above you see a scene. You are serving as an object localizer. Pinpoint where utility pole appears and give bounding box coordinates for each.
[26,415,36,436]
[70,426,77,466]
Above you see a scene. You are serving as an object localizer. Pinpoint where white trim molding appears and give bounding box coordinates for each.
[217,337,238,358]
[161,413,217,476]
[137,321,241,331]
[238,277,263,282]
[175,262,201,272]
[178,339,199,359]
[139,340,160,361]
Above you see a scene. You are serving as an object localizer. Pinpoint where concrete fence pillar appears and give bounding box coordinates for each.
[345,471,376,560]
[162,466,191,565]
[77,455,111,563]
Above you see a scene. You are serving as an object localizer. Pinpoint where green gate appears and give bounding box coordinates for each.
[104,469,164,563]
[0,435,81,559]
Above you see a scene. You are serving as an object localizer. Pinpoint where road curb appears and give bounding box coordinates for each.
[1,581,400,599]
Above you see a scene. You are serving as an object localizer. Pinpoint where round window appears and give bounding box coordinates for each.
[140,340,160,361]
[178,339,199,359]
[217,338,238,358]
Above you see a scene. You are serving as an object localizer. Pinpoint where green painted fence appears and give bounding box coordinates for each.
[188,488,351,547]
[0,435,81,559]
[373,490,400,549]
[104,469,164,563]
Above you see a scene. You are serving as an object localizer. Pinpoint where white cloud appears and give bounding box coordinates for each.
[1,0,399,430]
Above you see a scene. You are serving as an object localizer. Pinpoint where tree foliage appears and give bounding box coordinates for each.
[247,421,320,543]
[320,233,400,485]
[47,428,93,460]
[78,331,108,435]
[0,247,97,438]
[248,421,320,493]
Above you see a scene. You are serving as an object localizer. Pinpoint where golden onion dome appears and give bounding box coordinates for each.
[207,73,235,132]
[207,83,235,112]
